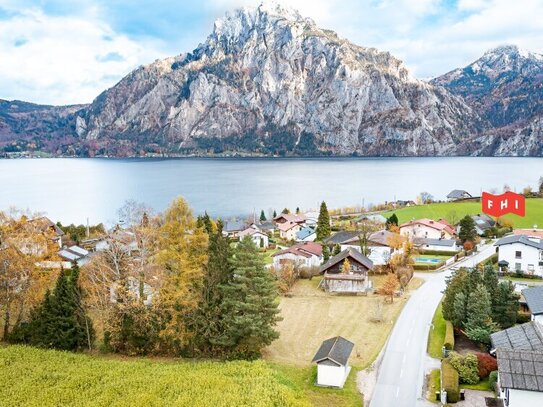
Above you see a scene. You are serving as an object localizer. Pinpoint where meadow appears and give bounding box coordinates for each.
[383,198,543,229]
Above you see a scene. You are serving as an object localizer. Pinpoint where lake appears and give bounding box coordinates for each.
[0,157,541,225]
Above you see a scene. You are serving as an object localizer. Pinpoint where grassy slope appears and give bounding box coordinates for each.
[427,303,446,359]
[0,345,311,407]
[383,198,543,229]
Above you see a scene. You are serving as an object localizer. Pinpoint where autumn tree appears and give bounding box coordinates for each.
[342,258,351,274]
[155,197,208,354]
[216,236,280,359]
[316,201,331,241]
[378,273,399,303]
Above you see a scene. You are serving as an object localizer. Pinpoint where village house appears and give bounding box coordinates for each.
[278,221,301,241]
[222,220,247,238]
[466,213,496,236]
[413,237,459,253]
[238,227,269,248]
[303,211,319,226]
[446,189,473,201]
[495,235,543,277]
[58,245,91,267]
[273,213,306,225]
[496,348,543,407]
[312,336,354,388]
[490,320,543,354]
[522,286,543,324]
[272,241,322,269]
[296,226,316,242]
[400,218,456,240]
[110,277,154,306]
[356,214,387,225]
[319,248,373,293]
[324,231,360,247]
[339,230,399,266]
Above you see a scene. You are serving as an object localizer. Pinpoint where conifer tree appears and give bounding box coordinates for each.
[464,283,498,344]
[333,244,341,256]
[217,236,280,359]
[273,210,277,218]
[260,210,266,222]
[442,269,468,322]
[459,215,477,243]
[492,281,519,329]
[316,201,331,241]
[386,213,399,229]
[322,246,330,263]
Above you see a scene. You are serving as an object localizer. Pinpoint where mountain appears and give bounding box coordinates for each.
[1,2,487,157]
[432,45,543,156]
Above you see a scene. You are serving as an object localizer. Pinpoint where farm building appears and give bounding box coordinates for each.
[312,336,354,388]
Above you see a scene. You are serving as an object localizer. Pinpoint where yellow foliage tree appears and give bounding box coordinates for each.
[378,273,399,303]
[342,258,351,274]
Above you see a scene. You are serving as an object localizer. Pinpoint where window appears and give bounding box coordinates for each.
[515,263,522,271]
[515,251,522,259]
[540,251,543,261]
[528,264,535,272]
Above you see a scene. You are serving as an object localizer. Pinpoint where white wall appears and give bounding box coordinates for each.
[317,364,350,388]
[421,243,458,253]
[503,387,543,407]
[498,243,543,277]
[272,252,321,269]
[533,314,543,324]
[400,224,453,240]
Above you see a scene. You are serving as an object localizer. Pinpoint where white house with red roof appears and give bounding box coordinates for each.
[399,218,456,240]
[278,221,302,241]
[272,242,323,269]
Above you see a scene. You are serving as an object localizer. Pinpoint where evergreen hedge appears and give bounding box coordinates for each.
[442,359,460,403]
[444,321,455,350]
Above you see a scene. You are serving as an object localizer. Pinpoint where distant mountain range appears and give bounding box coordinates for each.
[1,3,542,157]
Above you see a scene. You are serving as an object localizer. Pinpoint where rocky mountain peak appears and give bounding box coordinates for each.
[471,44,543,75]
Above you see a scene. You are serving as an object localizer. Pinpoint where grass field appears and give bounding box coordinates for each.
[427,303,446,359]
[426,369,440,403]
[0,345,311,407]
[264,275,424,369]
[383,198,543,229]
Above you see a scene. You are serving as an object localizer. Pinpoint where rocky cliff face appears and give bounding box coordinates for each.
[432,45,543,156]
[73,2,484,156]
[3,4,543,157]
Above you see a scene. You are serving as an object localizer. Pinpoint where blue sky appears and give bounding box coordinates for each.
[1,0,542,105]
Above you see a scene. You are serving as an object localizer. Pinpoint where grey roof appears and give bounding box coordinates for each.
[324,231,360,245]
[258,221,276,231]
[415,238,457,247]
[491,321,543,351]
[497,348,543,392]
[224,220,246,232]
[312,336,354,366]
[472,214,496,230]
[447,189,472,199]
[319,247,373,273]
[495,235,543,250]
[523,286,543,315]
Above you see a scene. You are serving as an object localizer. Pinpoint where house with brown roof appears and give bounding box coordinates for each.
[272,242,322,269]
[278,221,302,241]
[339,230,400,266]
[400,218,456,240]
[319,248,373,293]
[273,213,306,225]
[238,227,269,248]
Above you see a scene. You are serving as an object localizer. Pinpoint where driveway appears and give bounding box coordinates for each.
[367,243,497,407]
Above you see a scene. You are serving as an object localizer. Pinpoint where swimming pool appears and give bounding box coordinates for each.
[414,258,442,264]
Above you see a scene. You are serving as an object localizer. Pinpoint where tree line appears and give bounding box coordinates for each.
[2,198,280,360]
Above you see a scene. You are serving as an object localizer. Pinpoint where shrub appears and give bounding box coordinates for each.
[476,353,498,379]
[444,321,455,350]
[516,312,532,324]
[442,359,460,403]
[449,352,479,384]
[488,370,498,391]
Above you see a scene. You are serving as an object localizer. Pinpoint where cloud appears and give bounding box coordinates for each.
[0,6,166,105]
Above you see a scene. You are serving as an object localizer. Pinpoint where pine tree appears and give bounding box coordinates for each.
[459,215,477,243]
[492,281,519,329]
[464,284,498,344]
[296,207,300,214]
[192,222,235,356]
[322,246,330,263]
[442,269,468,322]
[483,262,499,306]
[217,236,280,359]
[316,201,331,241]
[260,210,266,222]
[333,244,341,256]
[281,208,290,214]
[273,210,277,218]
[386,213,399,229]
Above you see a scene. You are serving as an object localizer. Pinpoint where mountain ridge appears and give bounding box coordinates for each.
[0,3,541,157]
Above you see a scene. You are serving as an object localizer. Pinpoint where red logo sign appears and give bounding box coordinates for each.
[482,191,525,218]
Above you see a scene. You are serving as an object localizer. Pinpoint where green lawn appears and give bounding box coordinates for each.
[461,377,492,392]
[427,303,446,359]
[260,248,281,265]
[0,345,311,407]
[383,198,543,229]
[426,369,441,403]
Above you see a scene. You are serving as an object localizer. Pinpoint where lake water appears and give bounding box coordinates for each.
[0,157,541,225]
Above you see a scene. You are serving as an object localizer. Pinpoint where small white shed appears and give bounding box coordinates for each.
[312,336,354,388]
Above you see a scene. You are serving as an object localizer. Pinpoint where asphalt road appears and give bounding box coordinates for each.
[369,243,497,407]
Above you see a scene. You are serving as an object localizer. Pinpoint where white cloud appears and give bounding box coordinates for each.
[0,7,166,105]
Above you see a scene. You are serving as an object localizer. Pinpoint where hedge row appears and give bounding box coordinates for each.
[442,359,460,403]
[419,250,459,257]
[413,261,445,271]
[444,321,455,350]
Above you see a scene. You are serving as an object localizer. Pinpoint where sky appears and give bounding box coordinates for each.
[1,0,542,105]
